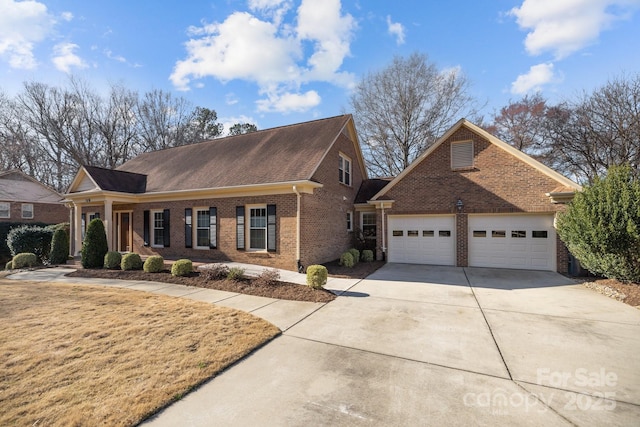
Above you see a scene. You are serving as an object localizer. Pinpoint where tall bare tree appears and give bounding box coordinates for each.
[350,52,479,177]
[135,89,194,151]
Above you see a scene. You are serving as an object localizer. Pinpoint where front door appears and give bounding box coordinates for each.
[116,212,132,252]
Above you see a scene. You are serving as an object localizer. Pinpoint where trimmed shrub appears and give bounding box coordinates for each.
[348,248,360,264]
[121,253,143,271]
[144,255,165,273]
[5,260,13,270]
[49,228,69,265]
[557,164,640,282]
[171,259,193,277]
[306,265,328,289]
[201,264,230,281]
[340,251,354,268]
[254,269,280,286]
[7,225,53,263]
[12,252,38,269]
[104,251,122,269]
[81,219,108,269]
[361,249,374,262]
[227,267,245,281]
[1,222,48,264]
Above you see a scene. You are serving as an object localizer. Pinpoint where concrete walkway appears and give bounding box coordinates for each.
[6,264,360,332]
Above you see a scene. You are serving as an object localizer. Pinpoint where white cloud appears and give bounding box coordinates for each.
[61,11,73,22]
[104,49,126,63]
[0,0,55,69]
[511,62,559,94]
[510,0,640,59]
[225,93,239,105]
[386,15,405,45]
[170,0,356,113]
[256,90,321,113]
[52,42,87,73]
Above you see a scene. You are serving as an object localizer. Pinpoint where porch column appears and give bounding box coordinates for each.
[74,204,83,255]
[104,199,113,251]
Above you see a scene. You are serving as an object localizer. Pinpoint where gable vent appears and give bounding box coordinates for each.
[451,141,474,169]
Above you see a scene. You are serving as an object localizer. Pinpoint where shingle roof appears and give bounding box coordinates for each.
[0,170,62,203]
[116,115,352,192]
[83,166,147,193]
[355,179,392,204]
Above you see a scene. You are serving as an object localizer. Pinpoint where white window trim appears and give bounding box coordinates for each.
[347,211,353,232]
[151,209,164,248]
[246,204,268,252]
[21,203,34,219]
[361,211,377,239]
[194,207,210,250]
[339,152,352,186]
[0,202,9,219]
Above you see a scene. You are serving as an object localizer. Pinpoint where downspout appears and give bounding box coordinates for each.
[380,202,386,261]
[293,185,302,272]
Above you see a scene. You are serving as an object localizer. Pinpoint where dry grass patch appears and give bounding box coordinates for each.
[0,280,280,426]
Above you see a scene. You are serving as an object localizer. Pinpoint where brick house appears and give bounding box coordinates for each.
[65,115,367,271]
[0,170,69,225]
[363,119,581,273]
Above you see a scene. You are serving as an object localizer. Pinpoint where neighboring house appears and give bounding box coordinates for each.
[363,119,581,273]
[64,115,581,273]
[65,115,367,271]
[0,170,68,225]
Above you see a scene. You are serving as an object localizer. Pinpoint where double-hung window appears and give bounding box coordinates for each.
[195,209,210,249]
[21,203,34,219]
[362,212,376,239]
[152,210,164,247]
[0,202,9,219]
[249,206,267,250]
[339,153,351,186]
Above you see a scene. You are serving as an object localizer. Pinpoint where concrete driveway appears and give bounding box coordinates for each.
[145,264,640,426]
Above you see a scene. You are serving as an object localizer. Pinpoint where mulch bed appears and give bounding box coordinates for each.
[67,269,338,303]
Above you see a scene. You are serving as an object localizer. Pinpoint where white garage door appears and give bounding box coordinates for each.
[388,215,455,265]
[468,215,556,271]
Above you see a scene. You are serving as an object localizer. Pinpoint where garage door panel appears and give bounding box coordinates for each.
[388,215,455,266]
[469,215,555,271]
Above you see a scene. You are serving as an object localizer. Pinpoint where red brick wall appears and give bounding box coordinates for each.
[1,201,69,225]
[301,133,365,267]
[377,127,572,272]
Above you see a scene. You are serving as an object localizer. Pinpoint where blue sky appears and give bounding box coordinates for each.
[1,0,639,132]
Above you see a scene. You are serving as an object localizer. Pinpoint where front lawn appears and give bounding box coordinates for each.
[0,280,279,426]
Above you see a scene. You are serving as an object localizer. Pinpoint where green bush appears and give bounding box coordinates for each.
[121,253,143,271]
[306,265,328,289]
[144,255,165,273]
[348,248,360,264]
[227,266,245,281]
[557,164,640,283]
[361,249,374,262]
[201,264,229,280]
[104,251,122,269]
[12,252,38,269]
[7,225,53,263]
[171,259,193,277]
[5,260,13,270]
[49,228,69,265]
[81,219,108,269]
[0,222,48,265]
[340,252,354,268]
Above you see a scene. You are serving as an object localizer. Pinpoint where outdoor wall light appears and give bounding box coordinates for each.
[456,198,464,211]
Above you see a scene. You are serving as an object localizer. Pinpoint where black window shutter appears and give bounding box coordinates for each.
[185,208,192,248]
[267,204,276,252]
[163,209,170,248]
[209,207,217,249]
[143,210,150,246]
[236,206,245,250]
[94,212,100,219]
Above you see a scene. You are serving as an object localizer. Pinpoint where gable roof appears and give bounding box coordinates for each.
[0,170,63,203]
[83,166,147,193]
[372,118,582,201]
[112,115,361,193]
[355,178,392,204]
